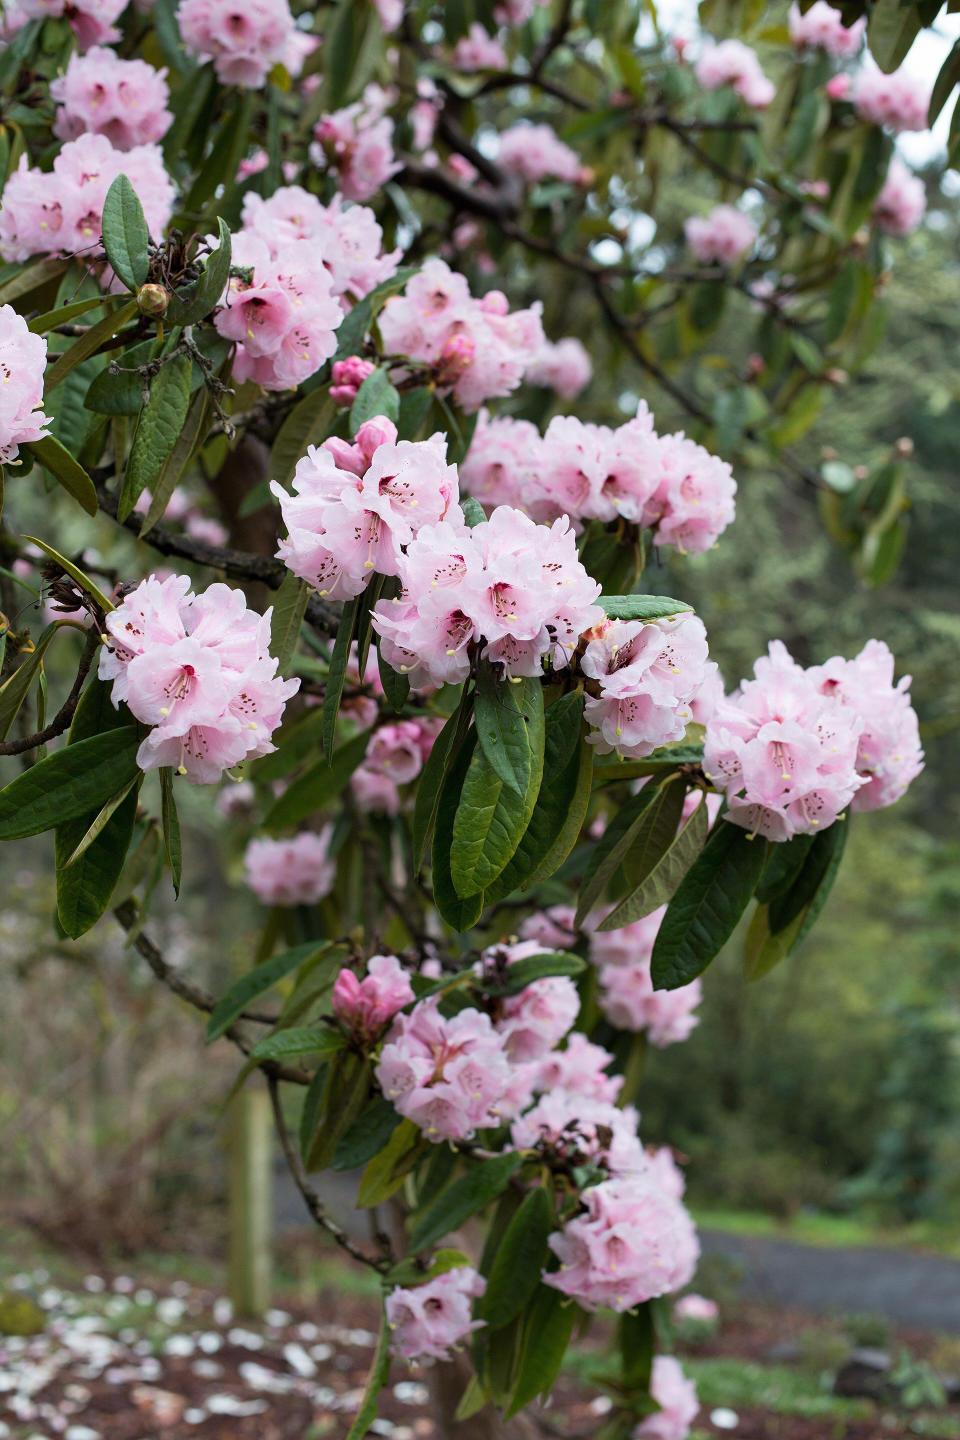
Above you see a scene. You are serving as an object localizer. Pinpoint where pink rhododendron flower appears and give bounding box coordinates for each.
[497,121,583,184]
[534,1033,623,1104]
[810,638,924,810]
[825,73,852,101]
[386,1267,486,1363]
[684,204,757,266]
[98,574,299,783]
[371,0,403,31]
[350,716,445,813]
[587,907,702,1045]
[788,2,864,55]
[873,157,926,236]
[511,1090,646,1175]
[519,905,577,952]
[452,23,508,71]
[244,829,336,905]
[633,1356,699,1440]
[459,411,541,511]
[51,47,172,149]
[478,939,580,1062]
[376,1000,513,1140]
[694,39,775,109]
[0,304,50,463]
[525,336,593,398]
[582,614,710,760]
[0,133,175,265]
[373,506,603,685]
[311,95,401,203]
[332,954,414,1044]
[673,1293,719,1323]
[703,640,867,839]
[238,187,401,304]
[378,259,544,410]
[330,355,376,406]
[19,0,125,49]
[544,1170,699,1312]
[176,0,299,88]
[853,68,930,133]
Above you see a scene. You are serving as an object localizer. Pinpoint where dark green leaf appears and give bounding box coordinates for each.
[345,1311,392,1440]
[25,435,97,516]
[332,1099,403,1171]
[0,727,141,839]
[248,1024,345,1063]
[269,389,338,490]
[413,699,467,870]
[755,833,814,904]
[253,708,325,784]
[619,1304,654,1392]
[505,1286,580,1418]
[101,175,150,292]
[0,255,70,306]
[166,217,232,326]
[269,572,308,677]
[349,367,400,432]
[598,791,710,929]
[575,778,677,928]
[0,623,58,740]
[139,385,209,535]
[159,767,182,896]
[481,1187,553,1331]
[599,595,693,622]
[480,952,587,997]
[451,710,543,898]
[118,354,192,521]
[474,668,544,797]
[27,295,103,334]
[207,941,331,1043]
[621,774,688,888]
[262,726,372,831]
[55,782,138,939]
[356,1118,425,1204]
[769,819,848,934]
[867,0,921,72]
[378,645,409,713]
[304,1051,372,1172]
[432,729,485,931]
[332,266,418,363]
[409,1153,524,1254]
[84,338,157,415]
[20,536,114,613]
[321,595,359,761]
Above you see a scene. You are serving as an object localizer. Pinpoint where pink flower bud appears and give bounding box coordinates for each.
[825,73,852,101]
[330,355,376,406]
[434,333,476,386]
[332,955,414,1045]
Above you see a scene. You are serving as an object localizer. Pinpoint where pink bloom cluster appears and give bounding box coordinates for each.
[788,2,864,55]
[18,0,124,49]
[685,204,757,265]
[376,1000,512,1141]
[535,1032,623,1104]
[853,68,931,133]
[452,24,508,71]
[51,47,172,150]
[176,0,300,88]
[0,133,175,265]
[674,1293,719,1323]
[378,259,544,411]
[330,356,376,406]
[702,640,862,840]
[479,939,580,1063]
[244,829,335,905]
[351,716,445,815]
[236,186,401,306]
[519,905,577,952]
[582,614,710,760]
[461,407,737,554]
[0,304,49,464]
[373,506,603,685]
[386,1267,486,1364]
[497,121,586,185]
[589,909,703,1045]
[633,1356,699,1440]
[311,95,401,204]
[332,954,414,1045]
[511,1089,646,1175]
[873,157,926,236]
[694,40,775,109]
[99,574,299,783]
[216,234,342,391]
[525,336,593,399]
[545,1167,699,1312]
[274,421,460,600]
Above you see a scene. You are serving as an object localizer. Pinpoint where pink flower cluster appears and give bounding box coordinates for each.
[535,1032,623,1104]
[525,336,593,399]
[633,1356,699,1440]
[176,0,301,88]
[479,939,580,1063]
[853,68,931,133]
[0,133,175,265]
[18,0,124,49]
[582,614,710,760]
[461,407,737,554]
[351,716,445,815]
[685,204,757,266]
[373,506,603,685]
[702,636,880,840]
[674,1293,719,1324]
[694,39,775,109]
[0,305,49,464]
[274,421,460,601]
[311,95,400,203]
[545,1167,699,1312]
[589,909,703,1045]
[386,1267,486,1364]
[330,356,376,406]
[332,954,414,1045]
[378,259,544,411]
[244,829,335,905]
[452,24,508,71]
[497,121,586,185]
[51,47,172,150]
[873,157,926,237]
[376,1000,513,1141]
[511,1089,646,1176]
[519,905,577,952]
[788,2,864,55]
[99,574,299,784]
[237,186,401,305]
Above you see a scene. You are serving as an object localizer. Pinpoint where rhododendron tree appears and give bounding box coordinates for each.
[0,0,944,1436]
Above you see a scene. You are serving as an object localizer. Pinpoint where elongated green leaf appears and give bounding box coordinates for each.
[349,366,399,433]
[0,727,141,840]
[159,766,182,896]
[263,726,371,831]
[0,255,70,306]
[304,1051,372,1172]
[593,742,705,785]
[868,0,921,72]
[27,295,102,334]
[254,707,325,784]
[598,791,710,929]
[378,645,409,713]
[356,1118,425,1204]
[56,783,139,939]
[26,435,97,516]
[619,1303,654,1392]
[621,775,687,888]
[651,820,768,990]
[20,537,114,613]
[769,819,848,936]
[166,217,231,325]
[0,623,58,740]
[743,901,804,982]
[83,338,156,416]
[474,668,544,796]
[409,1153,524,1254]
[413,701,465,870]
[505,1286,580,1418]
[60,777,138,867]
[44,300,139,393]
[332,266,418,364]
[432,729,484,930]
[181,90,253,219]
[269,573,308,677]
[575,778,678,928]
[118,354,192,522]
[600,595,693,621]
[139,385,209,535]
[206,941,331,1043]
[248,1023,345,1063]
[323,0,378,110]
[101,175,150,292]
[333,1098,403,1172]
[755,832,814,904]
[480,951,586,997]
[481,1187,553,1331]
[345,1311,392,1440]
[321,595,359,760]
[268,389,338,489]
[451,718,542,898]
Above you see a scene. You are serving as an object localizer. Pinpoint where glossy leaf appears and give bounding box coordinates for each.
[118,354,192,521]
[159,767,182,896]
[575,777,679,928]
[262,726,372,831]
[409,1152,524,1254]
[269,572,308,677]
[451,717,542,898]
[481,1187,553,1331]
[769,819,848,935]
[0,727,141,840]
[26,435,97,516]
[248,1023,345,1063]
[45,299,140,394]
[0,622,58,740]
[480,951,587,997]
[349,366,400,432]
[268,389,338,490]
[206,941,332,1043]
[474,668,544,797]
[101,174,150,291]
[505,1286,581,1418]
[20,537,114,613]
[598,791,710,929]
[139,385,209,535]
[332,1098,403,1171]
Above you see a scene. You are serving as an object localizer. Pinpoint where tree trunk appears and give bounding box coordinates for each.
[427,1350,544,1440]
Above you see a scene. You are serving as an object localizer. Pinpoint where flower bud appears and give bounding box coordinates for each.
[137,283,170,318]
[894,436,914,457]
